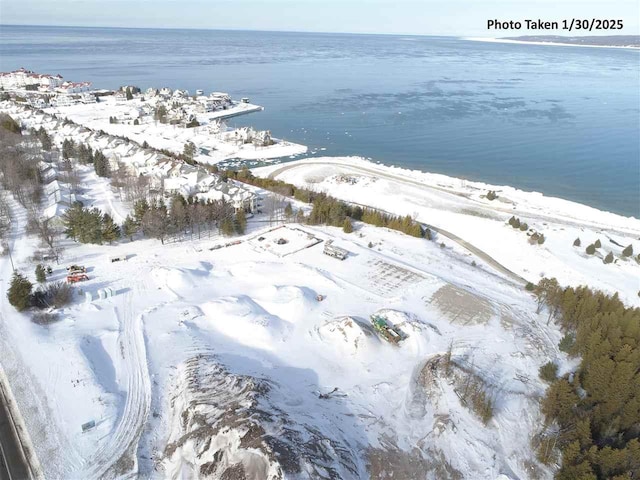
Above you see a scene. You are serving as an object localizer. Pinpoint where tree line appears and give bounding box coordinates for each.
[227,167,429,239]
[62,194,245,246]
[532,278,639,479]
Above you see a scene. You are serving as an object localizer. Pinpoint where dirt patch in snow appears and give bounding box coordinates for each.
[428,284,493,326]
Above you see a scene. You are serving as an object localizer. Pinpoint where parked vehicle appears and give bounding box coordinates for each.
[66,273,89,283]
[66,264,86,273]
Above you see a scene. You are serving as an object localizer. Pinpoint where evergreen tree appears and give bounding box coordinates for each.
[342,218,353,233]
[284,202,293,220]
[573,237,581,247]
[235,209,247,234]
[594,239,602,249]
[603,251,614,264]
[133,199,150,226]
[539,362,558,383]
[35,264,46,283]
[220,216,235,236]
[183,141,196,162]
[125,87,133,100]
[586,244,596,255]
[622,244,633,257]
[101,213,121,243]
[122,215,138,241]
[62,138,75,159]
[37,126,52,150]
[93,150,110,177]
[7,271,32,311]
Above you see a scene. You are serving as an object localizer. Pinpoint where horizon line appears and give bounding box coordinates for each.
[0,23,458,37]
[2,23,636,38]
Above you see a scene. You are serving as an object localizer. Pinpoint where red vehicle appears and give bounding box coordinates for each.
[66,273,89,283]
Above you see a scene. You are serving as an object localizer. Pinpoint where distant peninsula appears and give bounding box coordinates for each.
[503,35,640,48]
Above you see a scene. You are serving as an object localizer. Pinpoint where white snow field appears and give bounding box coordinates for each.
[2,187,580,479]
[255,157,640,307]
[0,109,637,478]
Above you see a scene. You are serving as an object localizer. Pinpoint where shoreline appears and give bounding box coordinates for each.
[463,36,640,50]
[255,156,640,228]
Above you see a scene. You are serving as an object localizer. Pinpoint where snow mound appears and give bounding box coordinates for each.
[151,266,201,297]
[317,316,380,356]
[160,356,367,479]
[254,285,319,323]
[373,309,433,355]
[200,296,289,350]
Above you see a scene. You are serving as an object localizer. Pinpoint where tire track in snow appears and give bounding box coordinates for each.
[83,287,152,479]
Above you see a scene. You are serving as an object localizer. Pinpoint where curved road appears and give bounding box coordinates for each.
[267,161,530,285]
[267,161,637,238]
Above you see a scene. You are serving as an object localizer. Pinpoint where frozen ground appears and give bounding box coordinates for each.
[255,157,640,307]
[0,108,637,477]
[2,188,568,478]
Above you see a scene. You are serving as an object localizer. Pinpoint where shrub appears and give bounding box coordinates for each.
[520,223,529,231]
[573,237,581,247]
[486,190,497,201]
[539,362,558,383]
[7,271,32,311]
[32,281,74,309]
[537,234,546,245]
[525,282,535,291]
[622,244,633,257]
[35,264,47,283]
[585,244,596,255]
[440,242,445,248]
[603,251,614,264]
[559,333,575,353]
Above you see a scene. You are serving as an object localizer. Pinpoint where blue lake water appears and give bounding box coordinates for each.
[1,25,638,217]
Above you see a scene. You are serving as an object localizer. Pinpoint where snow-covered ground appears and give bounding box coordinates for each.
[1,180,572,478]
[43,98,307,163]
[1,105,637,479]
[254,157,640,307]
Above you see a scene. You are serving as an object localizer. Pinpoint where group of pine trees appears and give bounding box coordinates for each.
[227,166,427,239]
[62,202,120,244]
[508,216,546,244]
[34,126,52,151]
[62,138,110,177]
[532,278,640,479]
[122,194,243,244]
[577,237,635,265]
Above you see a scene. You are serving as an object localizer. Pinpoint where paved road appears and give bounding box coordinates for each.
[0,381,30,480]
[267,161,530,285]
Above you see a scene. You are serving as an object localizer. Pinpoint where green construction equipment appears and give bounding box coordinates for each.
[370,314,404,344]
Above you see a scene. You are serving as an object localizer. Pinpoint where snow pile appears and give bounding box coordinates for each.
[161,355,367,479]
[317,316,380,357]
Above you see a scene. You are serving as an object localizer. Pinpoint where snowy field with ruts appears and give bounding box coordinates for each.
[255,157,640,307]
[2,201,565,479]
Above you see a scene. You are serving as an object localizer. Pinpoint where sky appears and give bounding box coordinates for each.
[0,0,639,36]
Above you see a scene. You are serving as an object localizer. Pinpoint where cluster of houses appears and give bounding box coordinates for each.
[1,68,92,94]
[38,155,77,223]
[20,110,258,221]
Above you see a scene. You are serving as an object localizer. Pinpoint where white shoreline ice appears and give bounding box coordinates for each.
[464,36,640,50]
